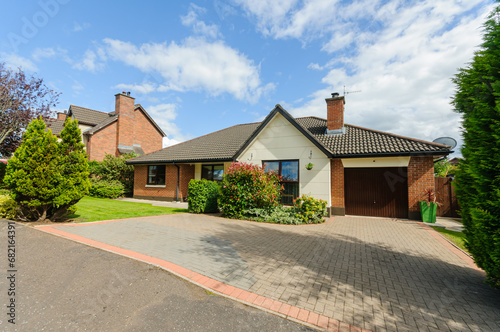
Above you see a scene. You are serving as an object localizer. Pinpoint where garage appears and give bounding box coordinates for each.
[344,167,408,218]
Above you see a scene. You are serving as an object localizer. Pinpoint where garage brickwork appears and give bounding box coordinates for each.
[133,164,195,201]
[87,122,118,162]
[330,159,345,215]
[407,156,435,219]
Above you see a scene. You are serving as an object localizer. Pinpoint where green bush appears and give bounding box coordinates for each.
[293,195,327,224]
[187,179,220,213]
[89,178,125,198]
[245,206,302,225]
[0,194,18,219]
[93,153,136,196]
[219,162,281,219]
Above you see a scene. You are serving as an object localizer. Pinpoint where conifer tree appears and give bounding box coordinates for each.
[4,117,89,222]
[4,118,62,221]
[452,6,500,287]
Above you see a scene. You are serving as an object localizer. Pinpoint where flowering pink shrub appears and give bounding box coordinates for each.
[218,162,281,218]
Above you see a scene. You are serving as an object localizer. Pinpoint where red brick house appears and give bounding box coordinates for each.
[47,92,165,161]
[127,93,451,220]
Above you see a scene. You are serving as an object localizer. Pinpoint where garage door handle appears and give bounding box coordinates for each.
[374,200,376,204]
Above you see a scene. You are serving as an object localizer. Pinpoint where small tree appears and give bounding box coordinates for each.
[53,118,90,219]
[434,158,457,177]
[0,62,60,156]
[4,117,89,222]
[96,153,137,196]
[218,162,281,219]
[452,6,500,287]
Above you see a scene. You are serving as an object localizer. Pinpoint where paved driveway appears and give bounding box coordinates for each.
[39,215,500,331]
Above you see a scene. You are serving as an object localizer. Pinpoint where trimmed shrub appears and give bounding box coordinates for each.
[0,194,18,219]
[219,162,281,219]
[245,206,302,225]
[187,179,220,213]
[293,195,327,224]
[89,178,125,199]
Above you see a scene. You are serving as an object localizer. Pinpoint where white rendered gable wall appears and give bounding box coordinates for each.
[238,113,331,205]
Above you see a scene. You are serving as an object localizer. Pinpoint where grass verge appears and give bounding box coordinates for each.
[430,226,469,254]
[66,196,188,223]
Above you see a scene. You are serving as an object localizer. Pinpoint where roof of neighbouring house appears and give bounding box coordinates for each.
[127,105,451,165]
[45,118,66,136]
[46,103,166,137]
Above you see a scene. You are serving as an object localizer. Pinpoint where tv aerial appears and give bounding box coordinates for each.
[343,85,361,96]
[433,137,457,150]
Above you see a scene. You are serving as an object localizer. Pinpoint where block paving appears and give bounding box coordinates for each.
[39,215,500,332]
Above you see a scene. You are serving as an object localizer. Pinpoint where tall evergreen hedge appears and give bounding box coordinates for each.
[452,6,500,287]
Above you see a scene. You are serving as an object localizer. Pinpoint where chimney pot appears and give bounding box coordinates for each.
[331,92,340,98]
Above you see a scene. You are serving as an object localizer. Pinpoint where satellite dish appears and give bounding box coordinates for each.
[433,137,457,150]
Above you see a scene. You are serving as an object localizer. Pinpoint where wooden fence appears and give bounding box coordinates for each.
[435,177,460,218]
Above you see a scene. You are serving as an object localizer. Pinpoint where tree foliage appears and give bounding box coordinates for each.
[434,158,457,177]
[89,153,137,197]
[4,117,89,222]
[452,6,500,287]
[0,62,60,157]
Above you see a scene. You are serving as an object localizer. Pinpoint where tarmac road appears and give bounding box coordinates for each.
[0,220,315,332]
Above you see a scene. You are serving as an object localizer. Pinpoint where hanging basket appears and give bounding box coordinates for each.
[305,162,314,170]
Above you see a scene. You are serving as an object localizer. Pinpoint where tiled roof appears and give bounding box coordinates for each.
[127,122,260,164]
[83,115,118,135]
[127,110,451,165]
[68,105,112,126]
[45,118,65,136]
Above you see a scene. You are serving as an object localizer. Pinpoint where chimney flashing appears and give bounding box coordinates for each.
[325,127,346,136]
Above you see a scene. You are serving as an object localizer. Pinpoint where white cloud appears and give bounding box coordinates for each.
[0,53,37,71]
[32,47,72,63]
[181,4,220,38]
[114,82,157,95]
[73,21,90,32]
[276,1,494,157]
[103,37,272,102]
[145,103,189,146]
[73,49,105,72]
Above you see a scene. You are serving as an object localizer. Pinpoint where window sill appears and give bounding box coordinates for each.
[145,184,166,188]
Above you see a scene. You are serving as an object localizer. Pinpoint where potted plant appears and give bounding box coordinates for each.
[419,188,439,223]
[305,162,314,170]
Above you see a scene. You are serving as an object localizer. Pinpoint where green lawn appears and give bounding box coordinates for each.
[66,196,188,222]
[430,226,469,254]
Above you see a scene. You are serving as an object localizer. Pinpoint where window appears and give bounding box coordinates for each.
[263,160,299,205]
[147,165,166,185]
[202,164,224,181]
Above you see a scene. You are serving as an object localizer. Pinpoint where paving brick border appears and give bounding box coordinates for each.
[36,221,370,332]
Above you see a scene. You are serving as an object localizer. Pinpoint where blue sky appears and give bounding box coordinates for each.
[1,0,495,155]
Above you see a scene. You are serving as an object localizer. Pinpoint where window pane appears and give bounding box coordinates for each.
[213,165,224,181]
[202,166,212,180]
[148,166,157,184]
[264,161,279,173]
[282,183,299,205]
[281,161,299,182]
[156,165,166,185]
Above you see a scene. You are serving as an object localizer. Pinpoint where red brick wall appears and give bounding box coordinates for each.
[326,96,345,131]
[133,164,195,201]
[87,122,118,161]
[408,156,435,213]
[331,159,345,209]
[115,93,135,148]
[132,108,163,154]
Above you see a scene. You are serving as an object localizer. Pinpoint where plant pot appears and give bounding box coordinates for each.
[419,201,437,223]
[305,163,314,170]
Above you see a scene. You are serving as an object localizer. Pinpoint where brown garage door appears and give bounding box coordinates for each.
[344,167,408,218]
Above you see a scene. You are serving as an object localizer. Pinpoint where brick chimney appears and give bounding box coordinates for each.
[57,112,67,121]
[326,92,345,135]
[115,92,135,148]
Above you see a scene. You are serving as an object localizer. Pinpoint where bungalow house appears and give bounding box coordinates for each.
[127,93,451,219]
[46,92,166,161]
